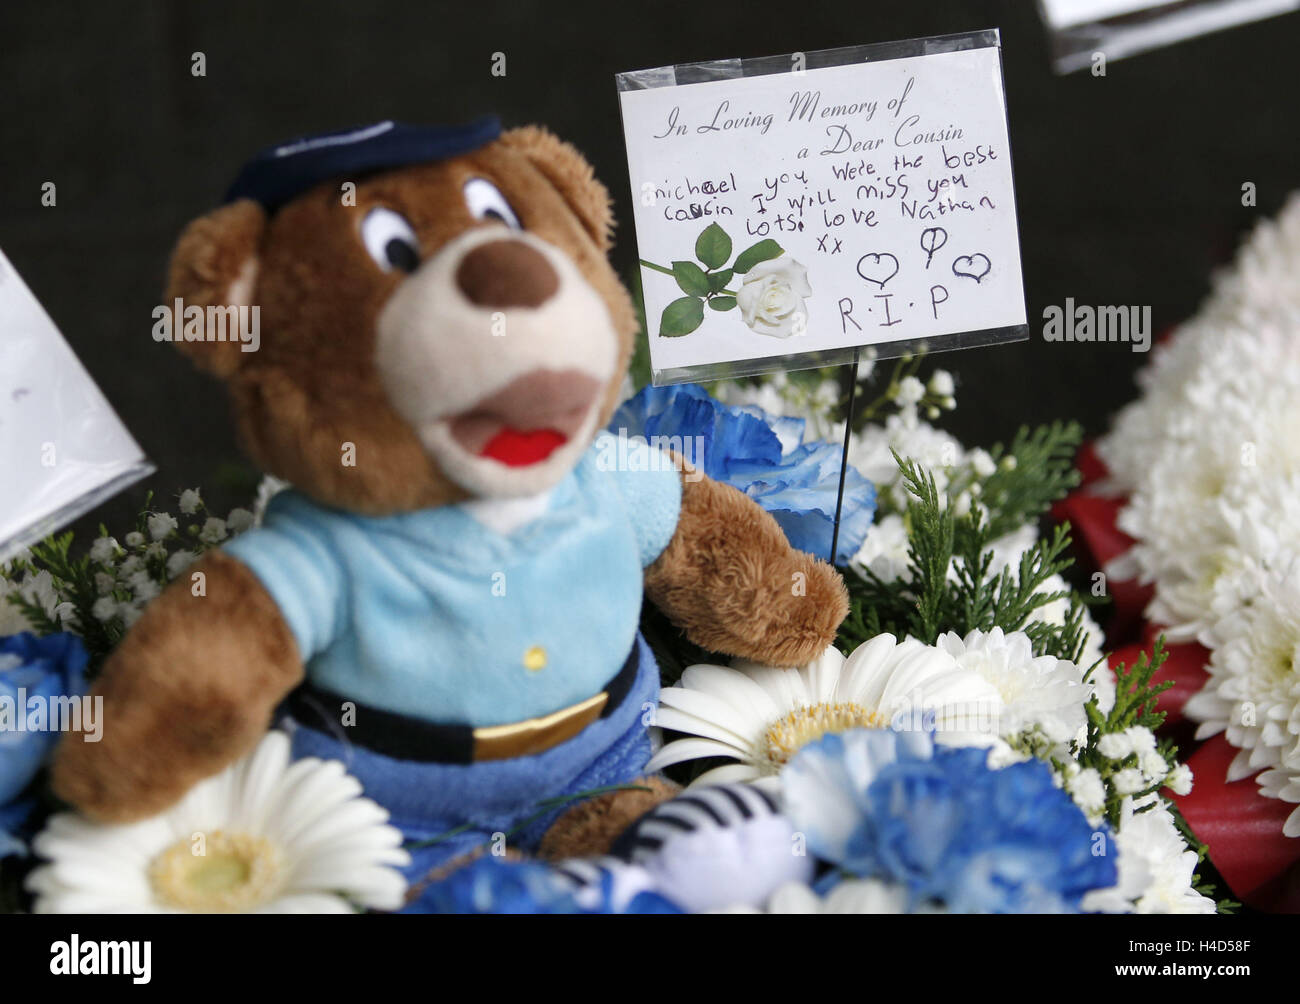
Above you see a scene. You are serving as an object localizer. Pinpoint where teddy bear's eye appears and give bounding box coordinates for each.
[463,178,520,230]
[361,207,421,273]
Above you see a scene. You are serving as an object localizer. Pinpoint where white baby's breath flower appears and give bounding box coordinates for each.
[199,517,228,545]
[1140,750,1170,783]
[928,369,955,397]
[850,513,912,584]
[124,531,145,549]
[93,572,115,596]
[88,537,120,564]
[895,376,925,406]
[166,550,197,578]
[226,508,255,534]
[127,571,160,603]
[1066,766,1107,821]
[147,513,178,542]
[969,448,996,479]
[1113,769,1146,795]
[1166,763,1193,797]
[1097,733,1133,760]
[91,597,119,623]
[178,489,203,514]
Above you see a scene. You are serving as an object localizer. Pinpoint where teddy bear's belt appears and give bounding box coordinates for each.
[286,642,641,764]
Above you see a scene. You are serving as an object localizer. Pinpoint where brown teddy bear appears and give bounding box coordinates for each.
[51,117,847,878]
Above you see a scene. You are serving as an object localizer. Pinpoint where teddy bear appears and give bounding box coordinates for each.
[51,116,848,879]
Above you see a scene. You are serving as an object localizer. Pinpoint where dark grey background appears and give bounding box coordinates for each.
[1,0,1295,535]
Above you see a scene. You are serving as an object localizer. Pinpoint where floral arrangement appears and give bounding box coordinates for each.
[1061,193,1300,910]
[0,347,1224,913]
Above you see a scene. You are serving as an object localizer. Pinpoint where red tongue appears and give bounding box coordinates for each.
[480,427,567,466]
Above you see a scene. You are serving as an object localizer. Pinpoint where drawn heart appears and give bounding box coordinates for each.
[952,253,992,284]
[856,252,900,288]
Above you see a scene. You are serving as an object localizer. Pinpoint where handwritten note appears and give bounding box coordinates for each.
[617,32,1027,384]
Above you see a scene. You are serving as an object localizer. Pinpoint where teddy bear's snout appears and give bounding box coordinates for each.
[455,238,559,309]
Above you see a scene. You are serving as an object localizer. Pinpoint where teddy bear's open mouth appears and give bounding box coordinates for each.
[447,369,603,467]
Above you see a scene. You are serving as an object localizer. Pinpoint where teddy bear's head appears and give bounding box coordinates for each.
[167,119,636,513]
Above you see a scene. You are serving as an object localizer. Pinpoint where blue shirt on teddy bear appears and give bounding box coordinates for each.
[224,434,681,727]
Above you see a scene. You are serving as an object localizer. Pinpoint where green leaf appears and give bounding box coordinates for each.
[695,223,732,269]
[671,260,711,297]
[708,296,737,311]
[659,295,704,337]
[708,268,734,292]
[732,239,783,274]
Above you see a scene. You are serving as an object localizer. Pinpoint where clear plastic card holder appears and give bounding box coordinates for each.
[616,30,1029,386]
[0,247,153,564]
[1038,0,1300,74]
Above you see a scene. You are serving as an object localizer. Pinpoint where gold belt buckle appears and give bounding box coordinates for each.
[471,690,609,761]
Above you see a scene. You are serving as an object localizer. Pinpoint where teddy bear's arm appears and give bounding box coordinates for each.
[644,463,848,668]
[51,550,304,823]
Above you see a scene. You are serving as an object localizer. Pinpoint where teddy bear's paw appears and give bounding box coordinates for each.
[609,781,813,913]
[751,552,850,667]
[537,775,679,861]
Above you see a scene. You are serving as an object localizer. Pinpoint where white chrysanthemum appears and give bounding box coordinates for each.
[935,628,1091,746]
[1184,560,1300,784]
[26,732,410,913]
[646,636,1003,787]
[1082,798,1217,914]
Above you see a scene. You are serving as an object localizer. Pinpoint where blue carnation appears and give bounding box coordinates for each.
[785,730,1115,914]
[406,856,681,914]
[610,384,875,563]
[0,798,35,861]
[0,632,90,805]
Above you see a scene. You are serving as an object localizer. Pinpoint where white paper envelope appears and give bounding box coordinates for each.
[0,247,152,562]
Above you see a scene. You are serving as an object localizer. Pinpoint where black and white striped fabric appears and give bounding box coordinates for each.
[610,783,812,912]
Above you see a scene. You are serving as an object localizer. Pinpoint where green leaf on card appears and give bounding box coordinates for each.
[694,222,732,269]
[671,260,711,297]
[659,295,705,336]
[732,239,783,274]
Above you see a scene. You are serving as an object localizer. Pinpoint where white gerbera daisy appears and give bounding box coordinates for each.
[935,627,1091,747]
[26,731,409,913]
[646,635,1003,787]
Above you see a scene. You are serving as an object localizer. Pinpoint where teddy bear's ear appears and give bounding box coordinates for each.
[500,126,614,253]
[165,198,266,378]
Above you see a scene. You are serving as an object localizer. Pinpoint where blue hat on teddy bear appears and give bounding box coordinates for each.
[224,116,502,212]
